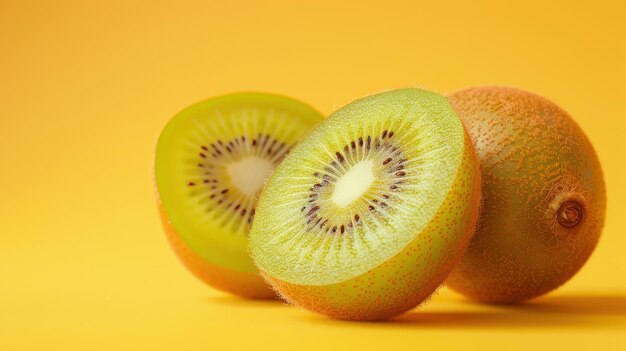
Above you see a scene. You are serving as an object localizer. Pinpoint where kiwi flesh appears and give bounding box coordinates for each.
[155,92,323,299]
[250,89,481,320]
[446,86,606,303]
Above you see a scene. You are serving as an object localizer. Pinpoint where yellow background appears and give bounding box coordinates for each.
[1,1,625,350]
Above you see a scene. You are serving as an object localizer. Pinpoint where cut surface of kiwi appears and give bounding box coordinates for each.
[155,92,323,297]
[250,89,481,320]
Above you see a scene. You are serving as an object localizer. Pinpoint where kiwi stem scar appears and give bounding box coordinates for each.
[557,200,584,228]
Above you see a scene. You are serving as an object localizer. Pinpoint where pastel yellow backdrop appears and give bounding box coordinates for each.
[1,1,625,350]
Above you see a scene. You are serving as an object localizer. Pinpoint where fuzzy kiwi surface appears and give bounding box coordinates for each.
[446,86,606,303]
[250,88,481,320]
[155,92,323,299]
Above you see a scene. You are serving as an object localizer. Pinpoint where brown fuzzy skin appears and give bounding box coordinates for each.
[446,86,606,304]
[158,203,276,299]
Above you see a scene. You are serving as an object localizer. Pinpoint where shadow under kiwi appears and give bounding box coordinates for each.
[510,294,626,316]
[206,293,286,308]
[392,293,626,329]
[299,294,626,329]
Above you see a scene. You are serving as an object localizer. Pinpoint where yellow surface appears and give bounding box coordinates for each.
[1,1,625,350]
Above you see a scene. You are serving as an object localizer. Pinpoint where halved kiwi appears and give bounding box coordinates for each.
[250,89,481,320]
[446,86,606,303]
[155,92,323,299]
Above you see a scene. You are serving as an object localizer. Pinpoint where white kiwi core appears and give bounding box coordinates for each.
[228,156,274,197]
[331,160,375,207]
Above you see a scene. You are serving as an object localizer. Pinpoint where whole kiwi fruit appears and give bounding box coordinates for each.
[446,86,606,303]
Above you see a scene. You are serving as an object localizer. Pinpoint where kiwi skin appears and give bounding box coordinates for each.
[259,133,481,321]
[157,201,275,299]
[446,86,606,304]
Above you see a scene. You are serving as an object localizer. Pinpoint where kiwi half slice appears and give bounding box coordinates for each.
[250,89,481,320]
[155,93,323,299]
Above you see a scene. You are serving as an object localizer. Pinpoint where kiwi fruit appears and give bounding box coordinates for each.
[446,86,606,303]
[249,88,481,320]
[155,92,323,299]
